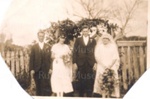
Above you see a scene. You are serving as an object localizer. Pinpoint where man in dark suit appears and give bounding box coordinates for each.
[29,30,52,96]
[73,25,96,97]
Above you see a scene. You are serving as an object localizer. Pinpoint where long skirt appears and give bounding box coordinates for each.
[51,58,73,93]
[93,69,120,97]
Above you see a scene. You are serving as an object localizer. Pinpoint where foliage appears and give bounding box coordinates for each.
[44,18,119,45]
[76,18,105,30]
[76,18,119,37]
[118,36,146,41]
[0,37,24,51]
[4,44,24,51]
[44,19,80,45]
[99,68,116,96]
[58,19,80,43]
[45,22,59,45]
[16,70,36,95]
[34,18,145,47]
[16,70,30,90]
[0,33,6,43]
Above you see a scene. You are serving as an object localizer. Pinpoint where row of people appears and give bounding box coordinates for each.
[29,25,120,97]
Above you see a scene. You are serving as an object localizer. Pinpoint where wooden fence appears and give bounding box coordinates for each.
[117,41,147,93]
[1,40,147,95]
[1,50,30,77]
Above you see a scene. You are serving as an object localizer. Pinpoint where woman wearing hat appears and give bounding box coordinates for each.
[93,33,120,98]
[50,35,73,97]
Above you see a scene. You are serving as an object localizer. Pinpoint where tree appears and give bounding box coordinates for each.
[72,0,113,19]
[70,0,146,40]
[0,33,6,52]
[111,0,145,40]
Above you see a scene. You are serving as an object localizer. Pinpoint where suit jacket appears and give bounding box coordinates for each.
[29,43,52,73]
[72,36,96,67]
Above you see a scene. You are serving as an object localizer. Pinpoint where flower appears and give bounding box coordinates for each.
[43,44,50,53]
[99,68,116,96]
[63,54,71,65]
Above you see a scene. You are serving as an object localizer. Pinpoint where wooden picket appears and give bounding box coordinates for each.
[117,41,147,93]
[15,51,20,77]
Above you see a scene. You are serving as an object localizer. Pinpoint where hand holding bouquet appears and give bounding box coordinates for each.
[62,54,71,65]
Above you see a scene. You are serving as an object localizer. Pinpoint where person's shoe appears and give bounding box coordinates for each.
[51,92,56,96]
[64,92,73,97]
[92,93,102,97]
[110,96,118,98]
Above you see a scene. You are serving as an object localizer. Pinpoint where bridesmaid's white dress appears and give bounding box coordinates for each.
[51,43,73,93]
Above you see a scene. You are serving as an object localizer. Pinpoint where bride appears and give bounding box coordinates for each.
[93,33,120,98]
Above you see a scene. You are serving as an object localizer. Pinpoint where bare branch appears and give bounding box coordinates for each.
[94,9,103,18]
[122,0,141,31]
[80,0,88,12]
[123,0,130,12]
[73,14,84,18]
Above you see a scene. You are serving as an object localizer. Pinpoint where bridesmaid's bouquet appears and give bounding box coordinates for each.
[100,68,115,97]
[63,54,71,66]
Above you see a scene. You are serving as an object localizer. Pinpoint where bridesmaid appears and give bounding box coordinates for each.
[50,35,73,97]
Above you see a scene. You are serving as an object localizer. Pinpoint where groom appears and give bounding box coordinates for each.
[29,30,52,96]
[73,25,96,97]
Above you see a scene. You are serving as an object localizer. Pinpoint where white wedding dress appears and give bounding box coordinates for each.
[0,53,33,99]
[93,33,120,97]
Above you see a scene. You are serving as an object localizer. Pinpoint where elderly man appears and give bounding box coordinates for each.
[29,30,52,96]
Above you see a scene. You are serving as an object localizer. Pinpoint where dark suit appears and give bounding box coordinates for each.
[73,36,96,97]
[29,43,52,96]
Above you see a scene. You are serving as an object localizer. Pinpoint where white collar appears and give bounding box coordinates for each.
[83,36,89,39]
[83,36,89,45]
[38,41,44,49]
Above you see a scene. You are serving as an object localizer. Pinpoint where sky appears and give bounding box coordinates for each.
[0,0,148,46]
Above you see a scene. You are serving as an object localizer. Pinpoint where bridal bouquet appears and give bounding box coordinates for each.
[100,68,115,96]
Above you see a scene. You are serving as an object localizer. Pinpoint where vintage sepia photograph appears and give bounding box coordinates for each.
[0,0,148,98]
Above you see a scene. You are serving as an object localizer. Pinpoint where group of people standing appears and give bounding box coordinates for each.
[29,24,120,98]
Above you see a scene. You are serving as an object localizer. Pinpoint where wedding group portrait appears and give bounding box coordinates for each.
[0,0,148,99]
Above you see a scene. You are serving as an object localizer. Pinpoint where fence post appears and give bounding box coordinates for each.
[6,51,11,68]
[139,46,145,75]
[19,50,24,75]
[15,51,20,77]
[11,51,15,75]
[133,46,139,81]
[24,50,29,73]
[127,46,133,87]
[121,47,128,91]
